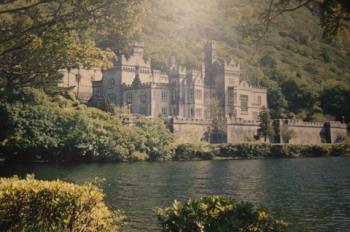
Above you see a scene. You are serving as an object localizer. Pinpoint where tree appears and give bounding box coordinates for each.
[0,0,144,97]
[260,75,288,118]
[281,124,296,143]
[206,97,226,143]
[258,106,273,142]
[257,0,350,41]
[320,82,350,122]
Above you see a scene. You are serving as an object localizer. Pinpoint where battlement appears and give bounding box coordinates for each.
[226,117,259,125]
[170,116,210,124]
[224,60,240,71]
[250,84,267,91]
[278,119,325,127]
[327,121,347,129]
[122,82,153,89]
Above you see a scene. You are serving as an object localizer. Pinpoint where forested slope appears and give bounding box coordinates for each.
[131,0,350,121]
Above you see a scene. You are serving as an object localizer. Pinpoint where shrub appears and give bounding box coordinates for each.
[174,143,214,161]
[156,195,287,232]
[0,175,124,232]
[219,143,271,158]
[0,88,174,162]
[300,145,332,157]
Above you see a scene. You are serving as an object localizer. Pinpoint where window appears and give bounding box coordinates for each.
[190,108,194,117]
[139,106,146,114]
[257,96,261,106]
[140,92,147,104]
[172,90,177,101]
[188,89,194,101]
[126,92,133,104]
[240,95,248,112]
[228,87,234,104]
[108,94,115,101]
[108,78,115,88]
[161,107,168,116]
[253,111,258,120]
[161,91,168,102]
[195,89,202,100]
[95,88,102,97]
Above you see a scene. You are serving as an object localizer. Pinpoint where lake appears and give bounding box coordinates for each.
[1,157,350,232]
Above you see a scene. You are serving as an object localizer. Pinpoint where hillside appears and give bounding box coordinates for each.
[131,0,350,121]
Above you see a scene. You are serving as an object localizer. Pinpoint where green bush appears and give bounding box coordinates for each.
[174,143,214,161]
[156,195,287,232]
[0,175,124,232]
[219,143,271,158]
[0,88,174,162]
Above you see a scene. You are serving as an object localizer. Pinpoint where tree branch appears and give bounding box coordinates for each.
[0,0,53,14]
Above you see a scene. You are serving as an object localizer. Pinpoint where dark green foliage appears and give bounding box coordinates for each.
[258,107,273,142]
[0,88,174,162]
[133,0,350,121]
[320,83,350,122]
[218,143,350,159]
[0,0,143,94]
[174,143,215,161]
[155,195,287,232]
[135,117,175,161]
[0,175,124,232]
[219,143,271,158]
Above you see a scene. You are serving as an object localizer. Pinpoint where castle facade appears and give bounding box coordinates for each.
[60,42,347,144]
[91,42,267,121]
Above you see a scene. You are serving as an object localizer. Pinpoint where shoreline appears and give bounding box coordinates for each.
[1,142,349,164]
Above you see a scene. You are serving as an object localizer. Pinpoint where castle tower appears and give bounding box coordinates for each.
[204,41,217,86]
[204,41,216,66]
[131,42,144,57]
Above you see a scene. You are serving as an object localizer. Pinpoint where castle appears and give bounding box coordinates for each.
[90,42,267,121]
[60,42,347,144]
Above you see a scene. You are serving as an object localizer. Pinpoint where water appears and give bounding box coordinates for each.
[1,157,350,232]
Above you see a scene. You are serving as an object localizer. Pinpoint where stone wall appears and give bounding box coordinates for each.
[169,118,209,144]
[226,118,261,143]
[170,118,348,145]
[326,121,348,143]
[273,119,348,144]
[60,68,102,103]
[276,120,326,144]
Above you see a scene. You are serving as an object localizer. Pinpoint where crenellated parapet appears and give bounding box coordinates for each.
[122,82,153,90]
[328,121,347,129]
[282,119,325,128]
[170,116,210,124]
[224,60,240,72]
[226,117,259,125]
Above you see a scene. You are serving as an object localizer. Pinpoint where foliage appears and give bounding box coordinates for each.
[258,107,273,142]
[280,125,296,143]
[255,0,350,41]
[174,143,215,161]
[0,0,143,95]
[219,143,272,158]
[0,88,174,162]
[218,143,350,159]
[155,195,287,232]
[128,0,350,122]
[135,117,175,161]
[320,82,350,122]
[0,175,124,232]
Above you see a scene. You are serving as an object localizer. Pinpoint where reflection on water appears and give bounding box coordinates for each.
[1,157,350,232]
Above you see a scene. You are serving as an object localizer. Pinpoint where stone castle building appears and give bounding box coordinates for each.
[91,42,267,121]
[60,42,347,144]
